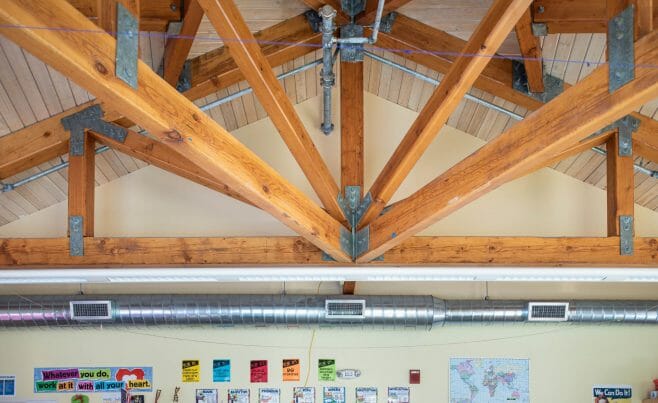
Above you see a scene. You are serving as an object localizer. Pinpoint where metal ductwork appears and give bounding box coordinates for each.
[1,295,658,328]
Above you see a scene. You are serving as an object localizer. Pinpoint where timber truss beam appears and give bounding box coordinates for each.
[0,0,351,262]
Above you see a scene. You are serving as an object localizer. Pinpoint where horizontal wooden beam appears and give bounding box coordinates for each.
[0,0,350,262]
[68,0,180,31]
[358,29,658,262]
[184,13,322,101]
[1,236,658,267]
[532,0,608,33]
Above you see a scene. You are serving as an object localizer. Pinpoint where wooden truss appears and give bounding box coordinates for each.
[1,0,658,280]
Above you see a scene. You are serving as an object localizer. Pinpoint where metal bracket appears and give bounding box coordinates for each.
[531,22,548,36]
[620,215,634,255]
[379,12,397,33]
[61,105,127,153]
[340,24,365,62]
[322,251,384,262]
[116,3,139,88]
[341,0,366,18]
[512,60,564,103]
[69,216,84,256]
[337,186,372,228]
[304,9,322,33]
[608,5,635,93]
[586,115,640,156]
[339,225,370,260]
[176,60,192,92]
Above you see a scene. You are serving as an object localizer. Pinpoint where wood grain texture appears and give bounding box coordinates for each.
[67,132,95,236]
[340,61,364,192]
[514,7,544,92]
[198,0,345,222]
[0,0,350,262]
[69,0,178,31]
[607,132,635,236]
[358,29,658,262]
[533,0,608,32]
[359,0,532,227]
[163,0,204,86]
[1,236,658,267]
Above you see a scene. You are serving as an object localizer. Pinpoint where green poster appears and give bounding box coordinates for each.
[318,359,336,381]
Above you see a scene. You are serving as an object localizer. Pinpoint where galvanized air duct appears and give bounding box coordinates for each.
[1,295,658,328]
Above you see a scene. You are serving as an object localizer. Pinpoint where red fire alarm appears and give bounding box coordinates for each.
[409,369,420,384]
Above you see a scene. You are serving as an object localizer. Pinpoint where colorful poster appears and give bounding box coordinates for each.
[259,388,280,403]
[0,375,16,396]
[450,358,529,403]
[182,360,200,383]
[228,388,250,403]
[196,388,218,403]
[34,367,153,394]
[323,387,345,403]
[293,387,315,403]
[250,360,268,383]
[593,385,632,402]
[283,359,300,382]
[388,387,410,403]
[213,360,231,382]
[355,387,377,403]
[71,395,89,403]
[318,359,336,381]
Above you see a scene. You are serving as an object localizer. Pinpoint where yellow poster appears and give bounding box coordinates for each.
[282,359,300,382]
[182,360,200,383]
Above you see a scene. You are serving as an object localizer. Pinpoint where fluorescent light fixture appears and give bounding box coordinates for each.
[1,268,658,284]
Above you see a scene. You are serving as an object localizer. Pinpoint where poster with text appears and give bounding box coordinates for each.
[250,361,268,383]
[318,359,336,381]
[293,387,315,403]
[33,367,153,394]
[182,360,200,383]
[283,359,300,382]
[213,360,231,382]
[0,375,16,396]
[322,387,345,403]
[196,388,218,403]
[355,387,377,403]
[593,385,632,402]
[259,388,280,403]
[228,388,250,403]
[388,387,410,403]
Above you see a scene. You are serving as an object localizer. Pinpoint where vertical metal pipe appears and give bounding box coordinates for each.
[319,5,337,135]
[368,0,386,43]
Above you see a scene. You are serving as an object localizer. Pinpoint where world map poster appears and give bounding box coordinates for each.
[449,358,529,403]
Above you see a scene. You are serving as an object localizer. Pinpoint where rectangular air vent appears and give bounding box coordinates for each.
[325,299,366,319]
[70,300,112,320]
[528,302,569,322]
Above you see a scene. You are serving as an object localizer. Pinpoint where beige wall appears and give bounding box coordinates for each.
[2,94,658,402]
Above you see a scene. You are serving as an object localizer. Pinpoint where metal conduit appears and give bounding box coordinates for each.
[2,295,658,328]
[363,50,658,178]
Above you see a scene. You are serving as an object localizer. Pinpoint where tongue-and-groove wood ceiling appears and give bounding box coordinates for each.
[0,0,657,228]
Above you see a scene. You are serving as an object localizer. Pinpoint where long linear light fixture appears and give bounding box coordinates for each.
[1,268,658,284]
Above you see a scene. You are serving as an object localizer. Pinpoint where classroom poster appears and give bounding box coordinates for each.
[593,385,632,402]
[228,388,250,403]
[33,367,153,394]
[388,387,410,403]
[355,387,377,403]
[258,388,280,403]
[293,387,315,403]
[71,395,89,403]
[282,359,300,382]
[213,360,231,382]
[0,375,16,396]
[250,361,268,383]
[318,359,336,381]
[323,386,345,403]
[182,360,200,383]
[196,388,218,403]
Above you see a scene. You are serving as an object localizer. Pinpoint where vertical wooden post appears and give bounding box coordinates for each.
[606,131,634,238]
[514,7,545,92]
[633,0,656,38]
[97,0,140,34]
[163,0,204,86]
[340,61,365,195]
[68,131,96,238]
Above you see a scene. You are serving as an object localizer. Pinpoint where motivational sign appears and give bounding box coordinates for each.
[593,385,632,402]
[213,360,231,382]
[282,359,300,382]
[33,367,153,394]
[250,360,268,383]
[182,360,200,383]
[318,359,336,382]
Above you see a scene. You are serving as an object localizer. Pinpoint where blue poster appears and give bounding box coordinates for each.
[0,375,16,396]
[213,360,230,382]
[33,367,153,393]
